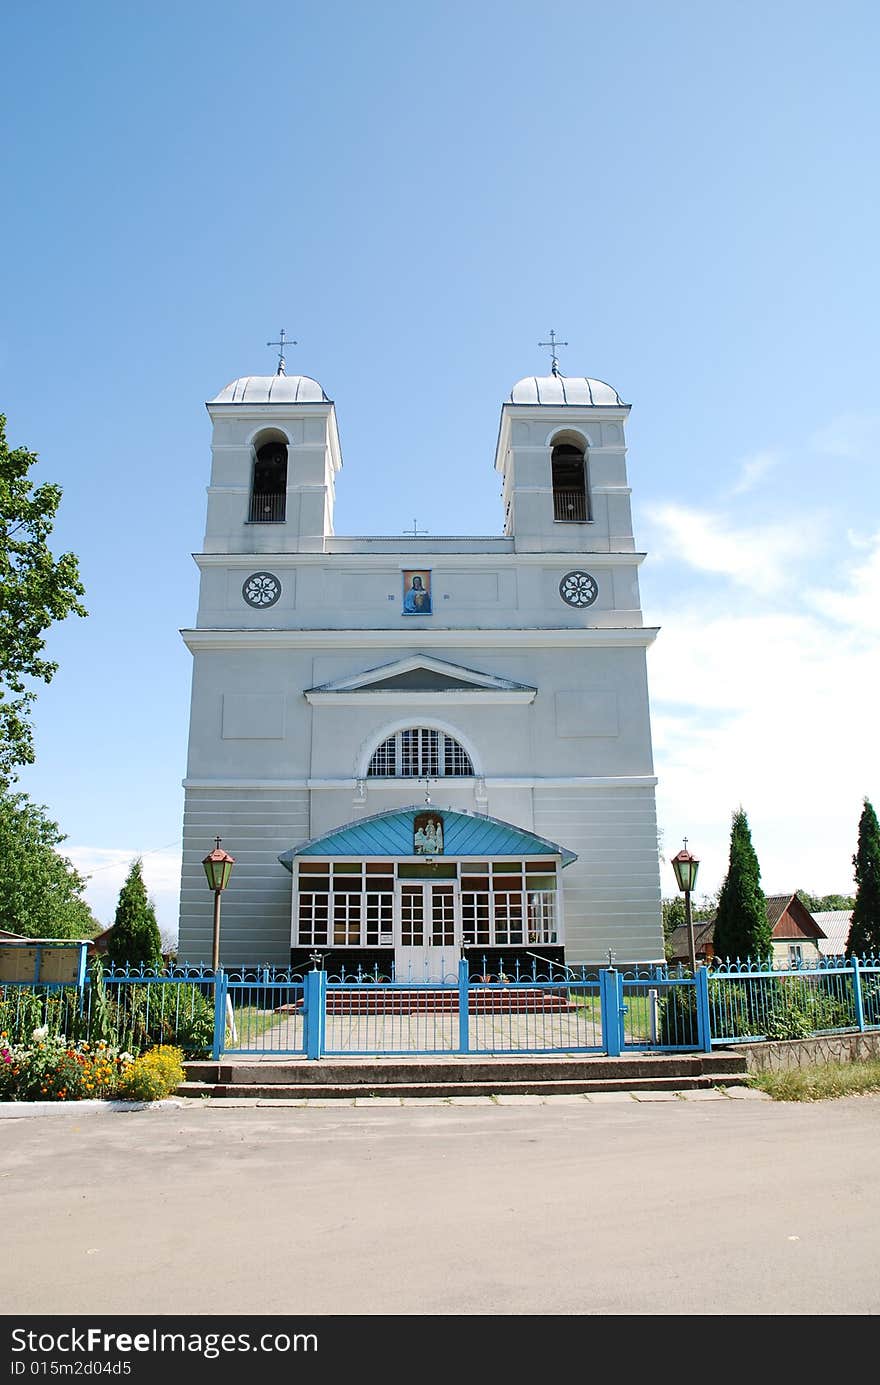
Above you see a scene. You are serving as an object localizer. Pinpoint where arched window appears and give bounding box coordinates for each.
[367,728,474,777]
[248,434,288,522]
[551,437,590,522]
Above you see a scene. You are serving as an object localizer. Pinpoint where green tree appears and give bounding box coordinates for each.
[661,896,685,960]
[0,789,98,938]
[0,415,87,785]
[107,860,162,969]
[713,808,772,963]
[796,889,856,913]
[846,799,880,957]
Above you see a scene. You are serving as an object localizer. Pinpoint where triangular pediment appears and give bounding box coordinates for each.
[305,655,536,703]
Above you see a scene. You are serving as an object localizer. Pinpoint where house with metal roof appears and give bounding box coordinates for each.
[670,893,828,968]
[177,352,664,977]
[814,910,853,958]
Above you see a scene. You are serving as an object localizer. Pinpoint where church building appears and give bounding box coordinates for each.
[177,347,664,976]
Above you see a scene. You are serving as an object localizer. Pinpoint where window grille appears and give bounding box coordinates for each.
[367,728,473,777]
[368,738,396,776]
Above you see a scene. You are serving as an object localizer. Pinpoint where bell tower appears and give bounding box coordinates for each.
[203,370,341,555]
[495,370,635,555]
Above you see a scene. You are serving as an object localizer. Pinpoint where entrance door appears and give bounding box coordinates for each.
[396,882,459,982]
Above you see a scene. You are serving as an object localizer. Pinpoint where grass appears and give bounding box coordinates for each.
[226,1006,286,1048]
[748,1058,880,1102]
[568,991,653,1041]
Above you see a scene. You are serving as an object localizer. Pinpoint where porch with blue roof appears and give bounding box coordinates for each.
[280,808,576,980]
[278,806,577,867]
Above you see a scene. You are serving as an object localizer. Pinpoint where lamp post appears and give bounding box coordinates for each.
[202,837,235,971]
[671,840,700,975]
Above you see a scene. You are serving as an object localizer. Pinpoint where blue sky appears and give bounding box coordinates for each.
[3,1,878,935]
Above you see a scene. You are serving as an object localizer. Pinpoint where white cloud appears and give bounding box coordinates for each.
[650,531,880,902]
[645,502,821,595]
[728,448,781,496]
[807,530,880,630]
[65,845,181,937]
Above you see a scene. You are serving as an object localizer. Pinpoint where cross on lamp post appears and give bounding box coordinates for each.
[671,839,700,975]
[202,836,235,972]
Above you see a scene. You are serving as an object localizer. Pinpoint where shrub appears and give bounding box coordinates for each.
[116,1045,185,1101]
[0,1033,131,1101]
[765,1000,812,1041]
[861,979,880,1026]
[657,976,758,1045]
[707,979,755,1039]
[657,983,698,1046]
[765,978,853,1039]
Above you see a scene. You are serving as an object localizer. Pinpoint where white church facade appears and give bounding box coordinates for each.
[177,357,664,975]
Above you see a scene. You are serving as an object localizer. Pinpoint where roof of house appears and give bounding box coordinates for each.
[669,893,826,960]
[668,918,715,960]
[765,894,826,940]
[813,910,853,956]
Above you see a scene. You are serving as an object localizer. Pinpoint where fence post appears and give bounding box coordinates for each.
[600,969,623,1057]
[458,957,470,1054]
[852,956,866,1032]
[694,965,713,1052]
[212,970,227,1061]
[305,968,327,1060]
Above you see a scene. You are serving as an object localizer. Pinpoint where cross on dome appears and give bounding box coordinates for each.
[267,328,297,376]
[538,329,569,377]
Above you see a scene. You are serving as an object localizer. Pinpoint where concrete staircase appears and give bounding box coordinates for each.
[178,1051,749,1101]
[278,987,572,1015]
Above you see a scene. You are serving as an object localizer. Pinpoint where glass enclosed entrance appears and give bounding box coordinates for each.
[294,857,561,980]
[397,881,459,982]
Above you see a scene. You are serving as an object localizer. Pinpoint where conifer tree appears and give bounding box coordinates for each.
[107,859,162,969]
[712,808,772,963]
[845,799,880,957]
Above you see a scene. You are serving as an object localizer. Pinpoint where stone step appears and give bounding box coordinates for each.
[179,1051,748,1099]
[277,989,573,1013]
[177,1071,750,1100]
[184,1051,746,1087]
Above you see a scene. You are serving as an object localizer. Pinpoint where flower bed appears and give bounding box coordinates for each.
[0,1028,183,1102]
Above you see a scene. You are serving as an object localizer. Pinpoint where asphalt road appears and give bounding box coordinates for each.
[2,1094,879,1317]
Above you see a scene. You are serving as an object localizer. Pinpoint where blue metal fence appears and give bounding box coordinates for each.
[4,954,879,1060]
[706,955,880,1045]
[0,962,217,1054]
[211,967,306,1059]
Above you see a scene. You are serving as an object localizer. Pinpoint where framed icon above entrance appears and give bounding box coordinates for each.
[414,811,444,854]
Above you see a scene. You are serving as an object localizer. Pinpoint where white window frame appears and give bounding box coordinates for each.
[367,727,474,778]
[292,857,563,949]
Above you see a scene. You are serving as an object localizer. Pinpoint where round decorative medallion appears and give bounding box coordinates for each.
[242,572,281,609]
[559,571,598,608]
